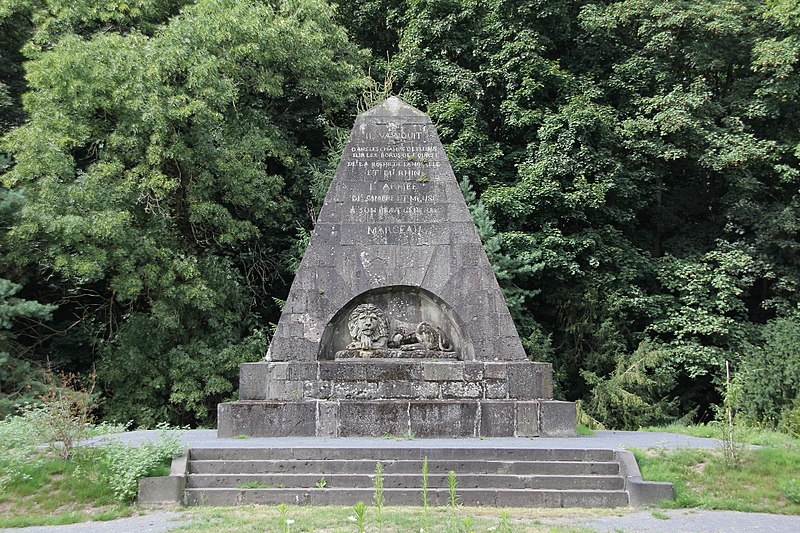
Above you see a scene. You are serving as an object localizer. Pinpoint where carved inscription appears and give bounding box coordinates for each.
[343,124,446,242]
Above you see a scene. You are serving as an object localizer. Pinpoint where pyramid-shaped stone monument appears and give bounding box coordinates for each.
[218,97,575,438]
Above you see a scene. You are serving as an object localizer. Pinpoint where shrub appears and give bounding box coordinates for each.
[102,424,183,502]
[29,368,97,459]
[738,314,800,428]
[0,411,42,489]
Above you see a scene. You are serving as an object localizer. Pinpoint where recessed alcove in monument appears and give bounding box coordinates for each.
[318,286,471,361]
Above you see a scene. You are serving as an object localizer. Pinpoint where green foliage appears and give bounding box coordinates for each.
[0,410,43,490]
[738,312,800,428]
[0,275,56,417]
[1,0,366,426]
[101,423,183,502]
[2,0,800,432]
[352,501,366,533]
[783,479,800,504]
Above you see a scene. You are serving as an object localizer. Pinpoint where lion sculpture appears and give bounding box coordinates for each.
[346,303,389,350]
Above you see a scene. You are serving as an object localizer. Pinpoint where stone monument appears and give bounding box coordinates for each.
[218,97,575,438]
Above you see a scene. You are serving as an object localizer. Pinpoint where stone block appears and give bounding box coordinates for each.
[539,400,576,437]
[484,380,508,399]
[423,362,463,382]
[441,381,465,399]
[332,381,377,399]
[267,362,290,381]
[289,362,318,381]
[507,362,535,400]
[364,361,423,381]
[463,382,482,398]
[484,362,507,380]
[137,475,184,505]
[238,363,268,400]
[533,363,554,399]
[303,380,332,399]
[266,380,304,401]
[217,401,316,437]
[409,401,477,437]
[516,401,540,437]
[317,401,338,438]
[338,400,410,437]
[463,362,484,381]
[376,381,438,399]
[319,361,368,381]
[480,401,515,437]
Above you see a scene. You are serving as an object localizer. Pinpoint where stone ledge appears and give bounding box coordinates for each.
[239,360,555,402]
[137,452,187,505]
[218,399,576,438]
[615,449,675,506]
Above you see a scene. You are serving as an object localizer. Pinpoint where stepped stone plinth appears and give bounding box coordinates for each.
[217,97,576,438]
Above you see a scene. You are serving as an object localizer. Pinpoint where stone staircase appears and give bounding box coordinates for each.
[182,447,633,507]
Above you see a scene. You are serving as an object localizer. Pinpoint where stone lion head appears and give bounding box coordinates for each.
[347,303,389,349]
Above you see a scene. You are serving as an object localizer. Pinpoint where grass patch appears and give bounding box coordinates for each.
[576,423,595,436]
[641,423,799,447]
[633,446,800,514]
[0,447,134,527]
[176,505,611,532]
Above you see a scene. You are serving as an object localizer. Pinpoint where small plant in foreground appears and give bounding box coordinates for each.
[315,476,327,488]
[496,511,513,533]
[717,361,743,468]
[277,503,292,533]
[352,501,366,533]
[448,470,458,532]
[374,462,384,531]
[421,455,429,509]
[783,479,800,504]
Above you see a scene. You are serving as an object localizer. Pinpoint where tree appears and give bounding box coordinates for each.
[1,0,366,425]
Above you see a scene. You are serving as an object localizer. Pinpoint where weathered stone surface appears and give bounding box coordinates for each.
[507,362,535,400]
[516,401,540,437]
[480,401,515,437]
[317,401,338,438]
[423,361,464,382]
[217,402,316,437]
[409,401,478,437]
[267,97,526,362]
[539,401,577,437]
[238,363,268,400]
[338,401,410,437]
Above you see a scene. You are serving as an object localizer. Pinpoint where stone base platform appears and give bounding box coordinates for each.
[218,399,575,438]
[219,359,575,438]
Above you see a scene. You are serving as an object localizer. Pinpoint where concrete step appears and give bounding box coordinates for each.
[184,487,629,507]
[189,447,615,462]
[186,473,624,490]
[189,459,619,476]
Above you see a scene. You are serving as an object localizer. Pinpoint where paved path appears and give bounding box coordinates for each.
[550,509,800,532]
[83,428,722,450]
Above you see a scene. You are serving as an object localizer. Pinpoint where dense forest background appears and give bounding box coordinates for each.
[1,0,798,431]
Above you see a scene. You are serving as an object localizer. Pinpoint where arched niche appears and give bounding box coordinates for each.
[318,286,473,360]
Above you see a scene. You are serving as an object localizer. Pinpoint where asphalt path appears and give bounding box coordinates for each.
[5,429,798,533]
[81,428,723,450]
